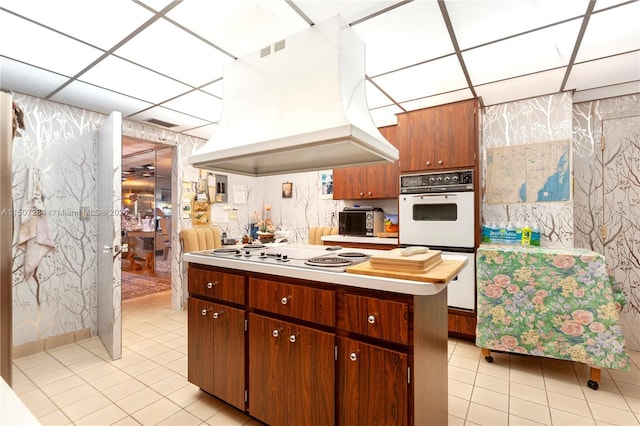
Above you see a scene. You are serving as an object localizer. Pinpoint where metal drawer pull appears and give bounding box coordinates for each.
[201,309,208,316]
[289,334,297,343]
[272,329,280,338]
[212,311,223,319]
[349,352,358,362]
[281,297,289,305]
[367,315,376,324]
[207,282,215,289]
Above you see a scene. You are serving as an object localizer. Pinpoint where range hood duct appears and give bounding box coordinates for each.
[189,16,399,176]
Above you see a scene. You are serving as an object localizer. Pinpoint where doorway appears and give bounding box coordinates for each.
[121,137,173,300]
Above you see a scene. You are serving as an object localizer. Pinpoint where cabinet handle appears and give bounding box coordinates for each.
[272,329,280,338]
[281,297,289,305]
[367,191,372,196]
[426,161,431,166]
[212,311,223,319]
[289,334,297,343]
[349,352,358,362]
[367,315,376,324]
[438,160,443,165]
[207,282,215,289]
[201,309,209,316]
[359,192,364,197]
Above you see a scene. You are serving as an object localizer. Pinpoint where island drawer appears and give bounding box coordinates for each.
[343,294,409,345]
[249,278,335,326]
[188,267,245,304]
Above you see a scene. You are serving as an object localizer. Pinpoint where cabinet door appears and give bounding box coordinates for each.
[188,298,214,394]
[338,337,408,426]
[248,313,335,426]
[366,125,400,198]
[188,268,245,304]
[433,99,476,169]
[398,108,435,172]
[344,294,409,345]
[188,298,245,410]
[332,166,367,199]
[211,303,246,410]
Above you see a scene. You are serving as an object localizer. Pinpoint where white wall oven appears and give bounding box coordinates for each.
[399,170,476,310]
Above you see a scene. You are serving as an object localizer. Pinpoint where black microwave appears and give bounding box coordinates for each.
[338,209,384,237]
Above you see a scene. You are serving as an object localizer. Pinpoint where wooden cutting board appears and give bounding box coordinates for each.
[346,259,466,283]
[370,248,441,271]
[376,232,399,238]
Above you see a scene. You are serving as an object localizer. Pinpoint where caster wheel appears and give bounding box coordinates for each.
[587,380,599,390]
[485,356,494,363]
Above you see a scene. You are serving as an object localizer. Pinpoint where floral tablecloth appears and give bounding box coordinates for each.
[475,245,630,370]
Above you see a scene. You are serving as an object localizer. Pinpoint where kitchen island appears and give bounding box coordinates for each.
[184,245,466,426]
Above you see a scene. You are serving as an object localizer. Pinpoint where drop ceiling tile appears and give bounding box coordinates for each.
[79,55,191,104]
[475,68,567,106]
[1,0,153,50]
[0,11,103,76]
[200,80,223,98]
[566,51,640,91]
[183,124,217,140]
[400,89,475,112]
[576,2,640,62]
[166,0,307,58]
[51,80,153,116]
[114,19,229,87]
[128,106,210,132]
[592,0,632,11]
[352,1,453,76]
[0,57,68,97]
[447,0,589,50]
[370,104,402,127]
[372,55,468,103]
[136,0,174,12]
[294,1,397,25]
[365,81,394,109]
[463,20,582,86]
[160,90,223,122]
[573,81,640,103]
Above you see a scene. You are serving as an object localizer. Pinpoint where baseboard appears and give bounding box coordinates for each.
[12,328,92,358]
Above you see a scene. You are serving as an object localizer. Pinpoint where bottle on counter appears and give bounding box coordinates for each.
[531,225,541,246]
[521,225,532,245]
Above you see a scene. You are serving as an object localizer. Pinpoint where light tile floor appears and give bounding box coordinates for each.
[12,291,640,425]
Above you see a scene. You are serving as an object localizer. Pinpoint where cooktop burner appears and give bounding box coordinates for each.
[305,257,353,267]
[337,252,367,258]
[243,243,266,249]
[212,248,239,254]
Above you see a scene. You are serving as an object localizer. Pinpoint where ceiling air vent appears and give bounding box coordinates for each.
[145,118,178,128]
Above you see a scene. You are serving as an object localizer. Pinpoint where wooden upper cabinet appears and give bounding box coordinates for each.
[333,125,400,200]
[398,98,478,173]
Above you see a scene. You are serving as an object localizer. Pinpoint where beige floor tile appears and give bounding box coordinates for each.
[24,396,58,418]
[618,381,640,399]
[185,395,227,421]
[136,341,173,359]
[157,409,204,425]
[152,348,184,366]
[447,414,465,426]
[452,344,481,360]
[11,377,37,394]
[608,365,640,385]
[448,365,477,385]
[21,358,66,380]
[166,383,206,407]
[474,372,509,395]
[584,386,631,411]
[547,391,591,416]
[471,386,509,412]
[121,358,161,377]
[150,373,192,396]
[509,396,552,425]
[544,375,585,398]
[128,336,164,353]
[116,386,163,414]
[626,395,640,415]
[510,368,546,389]
[101,377,147,402]
[588,400,640,425]
[109,352,147,370]
[466,402,509,426]
[53,348,97,367]
[29,366,75,387]
[86,369,132,391]
[448,394,470,419]
[509,413,550,425]
[131,397,182,425]
[37,409,72,426]
[166,356,188,375]
[39,374,86,397]
[61,392,113,421]
[549,408,597,425]
[449,378,473,400]
[74,404,129,425]
[477,358,511,380]
[13,351,57,370]
[50,383,99,408]
[77,362,120,382]
[448,354,480,371]
[136,365,177,386]
[510,381,549,405]
[205,406,252,425]
[17,387,49,405]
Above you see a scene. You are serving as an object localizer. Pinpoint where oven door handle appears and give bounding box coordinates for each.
[408,193,458,199]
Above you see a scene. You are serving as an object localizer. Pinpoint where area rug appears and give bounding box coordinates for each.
[121,271,171,300]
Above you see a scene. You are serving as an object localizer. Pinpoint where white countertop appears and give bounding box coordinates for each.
[1,376,39,425]
[184,244,466,296]
[321,235,398,245]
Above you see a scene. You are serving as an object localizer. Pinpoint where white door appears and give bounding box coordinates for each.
[97,112,122,360]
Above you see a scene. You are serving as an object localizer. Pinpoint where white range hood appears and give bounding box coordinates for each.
[189,16,399,177]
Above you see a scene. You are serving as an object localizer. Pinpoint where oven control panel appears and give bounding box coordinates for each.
[400,169,474,193]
